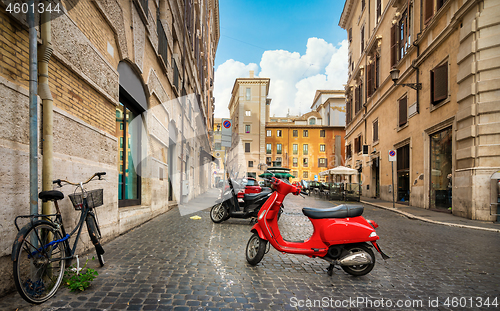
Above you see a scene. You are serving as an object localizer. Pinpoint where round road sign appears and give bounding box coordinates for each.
[389,150,396,157]
[223,120,231,128]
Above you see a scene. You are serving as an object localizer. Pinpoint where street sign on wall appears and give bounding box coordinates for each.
[389,149,396,162]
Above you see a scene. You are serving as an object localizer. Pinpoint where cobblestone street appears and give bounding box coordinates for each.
[2,193,500,310]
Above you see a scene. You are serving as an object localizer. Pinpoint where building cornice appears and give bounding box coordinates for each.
[339,0,355,29]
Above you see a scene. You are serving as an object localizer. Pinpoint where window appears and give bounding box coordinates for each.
[266,157,272,165]
[376,0,382,23]
[320,144,325,152]
[245,143,251,153]
[277,144,282,154]
[367,55,379,98]
[424,0,434,23]
[361,0,365,11]
[373,119,379,142]
[348,28,352,43]
[277,130,282,137]
[399,95,407,127]
[431,61,448,105]
[355,84,363,114]
[245,124,251,133]
[293,130,298,137]
[266,130,272,137]
[275,157,282,166]
[266,143,272,154]
[293,144,298,155]
[303,158,308,167]
[318,158,327,167]
[320,130,325,137]
[117,98,142,207]
[303,130,308,137]
[309,118,316,125]
[303,144,308,155]
[245,110,251,116]
[354,135,363,153]
[293,171,298,178]
[303,171,309,179]
[347,144,352,159]
[246,88,251,100]
[361,25,365,53]
[215,142,221,150]
[391,7,411,66]
[293,157,298,167]
[346,97,352,123]
[248,161,253,167]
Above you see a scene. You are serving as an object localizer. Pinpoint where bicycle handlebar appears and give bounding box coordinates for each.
[53,172,106,187]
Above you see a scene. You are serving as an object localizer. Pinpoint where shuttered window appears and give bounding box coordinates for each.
[361,26,365,53]
[354,87,360,114]
[425,0,434,23]
[391,24,398,67]
[373,119,379,142]
[399,96,407,127]
[346,144,352,159]
[431,62,448,104]
[349,28,352,42]
[367,62,373,98]
[346,98,352,123]
[376,0,382,23]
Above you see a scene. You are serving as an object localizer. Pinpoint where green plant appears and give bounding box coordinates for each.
[63,257,99,292]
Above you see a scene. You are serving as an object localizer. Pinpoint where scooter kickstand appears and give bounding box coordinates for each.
[327,264,334,276]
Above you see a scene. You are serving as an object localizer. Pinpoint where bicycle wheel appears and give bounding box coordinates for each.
[13,222,67,304]
[86,214,105,267]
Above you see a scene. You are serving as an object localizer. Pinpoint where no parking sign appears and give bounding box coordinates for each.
[389,149,396,162]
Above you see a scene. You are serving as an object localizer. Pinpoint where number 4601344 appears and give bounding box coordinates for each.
[6,2,61,14]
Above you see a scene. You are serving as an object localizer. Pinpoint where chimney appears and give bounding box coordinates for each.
[249,70,254,78]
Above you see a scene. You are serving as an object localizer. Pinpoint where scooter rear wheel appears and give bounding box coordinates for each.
[246,234,267,266]
[341,244,375,276]
[210,202,228,223]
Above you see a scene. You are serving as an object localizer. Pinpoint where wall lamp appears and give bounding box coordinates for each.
[390,68,422,90]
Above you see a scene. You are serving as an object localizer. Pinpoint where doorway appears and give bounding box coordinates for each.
[397,144,410,204]
[372,157,380,198]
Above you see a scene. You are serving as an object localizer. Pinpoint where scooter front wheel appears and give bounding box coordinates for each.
[246,234,267,266]
[210,202,228,223]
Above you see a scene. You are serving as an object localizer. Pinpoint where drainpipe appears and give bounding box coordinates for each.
[39,5,54,215]
[28,0,38,215]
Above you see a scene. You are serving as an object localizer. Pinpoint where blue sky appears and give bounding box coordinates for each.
[215,0,347,68]
[212,1,349,119]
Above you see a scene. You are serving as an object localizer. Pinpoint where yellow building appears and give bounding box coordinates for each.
[212,118,226,185]
[340,0,500,220]
[265,111,345,183]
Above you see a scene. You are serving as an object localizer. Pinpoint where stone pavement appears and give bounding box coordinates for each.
[1,192,499,310]
[359,196,500,233]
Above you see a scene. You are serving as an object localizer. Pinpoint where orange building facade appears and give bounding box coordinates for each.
[265,123,345,183]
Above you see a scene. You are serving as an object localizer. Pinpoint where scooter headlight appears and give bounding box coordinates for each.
[369,231,377,238]
[258,212,265,220]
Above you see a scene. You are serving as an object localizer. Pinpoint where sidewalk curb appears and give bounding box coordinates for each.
[360,200,500,233]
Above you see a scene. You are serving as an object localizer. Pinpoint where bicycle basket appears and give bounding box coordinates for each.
[68,189,103,210]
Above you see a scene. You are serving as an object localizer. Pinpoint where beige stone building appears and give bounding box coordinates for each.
[340,0,500,220]
[227,71,271,178]
[0,0,219,295]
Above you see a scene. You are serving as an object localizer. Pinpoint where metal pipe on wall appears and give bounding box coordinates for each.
[39,3,54,215]
[28,0,38,215]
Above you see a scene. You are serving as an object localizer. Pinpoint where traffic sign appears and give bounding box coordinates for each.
[389,149,396,162]
[221,118,232,148]
[223,120,231,129]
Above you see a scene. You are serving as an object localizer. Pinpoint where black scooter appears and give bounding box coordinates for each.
[210,177,278,223]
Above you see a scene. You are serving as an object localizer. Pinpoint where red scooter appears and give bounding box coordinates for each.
[246,176,389,276]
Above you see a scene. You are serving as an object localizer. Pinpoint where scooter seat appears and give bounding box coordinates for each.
[302,204,364,219]
[243,189,272,202]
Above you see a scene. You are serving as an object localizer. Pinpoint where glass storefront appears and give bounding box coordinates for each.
[430,127,452,209]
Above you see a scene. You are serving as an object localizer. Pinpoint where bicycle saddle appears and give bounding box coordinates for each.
[39,190,64,202]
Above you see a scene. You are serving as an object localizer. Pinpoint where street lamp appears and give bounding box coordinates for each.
[390,68,422,90]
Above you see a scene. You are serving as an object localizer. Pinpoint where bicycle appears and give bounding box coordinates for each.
[12,172,107,304]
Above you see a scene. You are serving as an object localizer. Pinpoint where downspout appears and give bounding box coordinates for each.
[39,4,54,215]
[28,0,38,215]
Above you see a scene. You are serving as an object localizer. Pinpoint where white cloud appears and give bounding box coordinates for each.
[213,38,348,118]
[213,60,258,118]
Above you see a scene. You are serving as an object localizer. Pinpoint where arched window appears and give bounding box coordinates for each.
[309,117,316,125]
